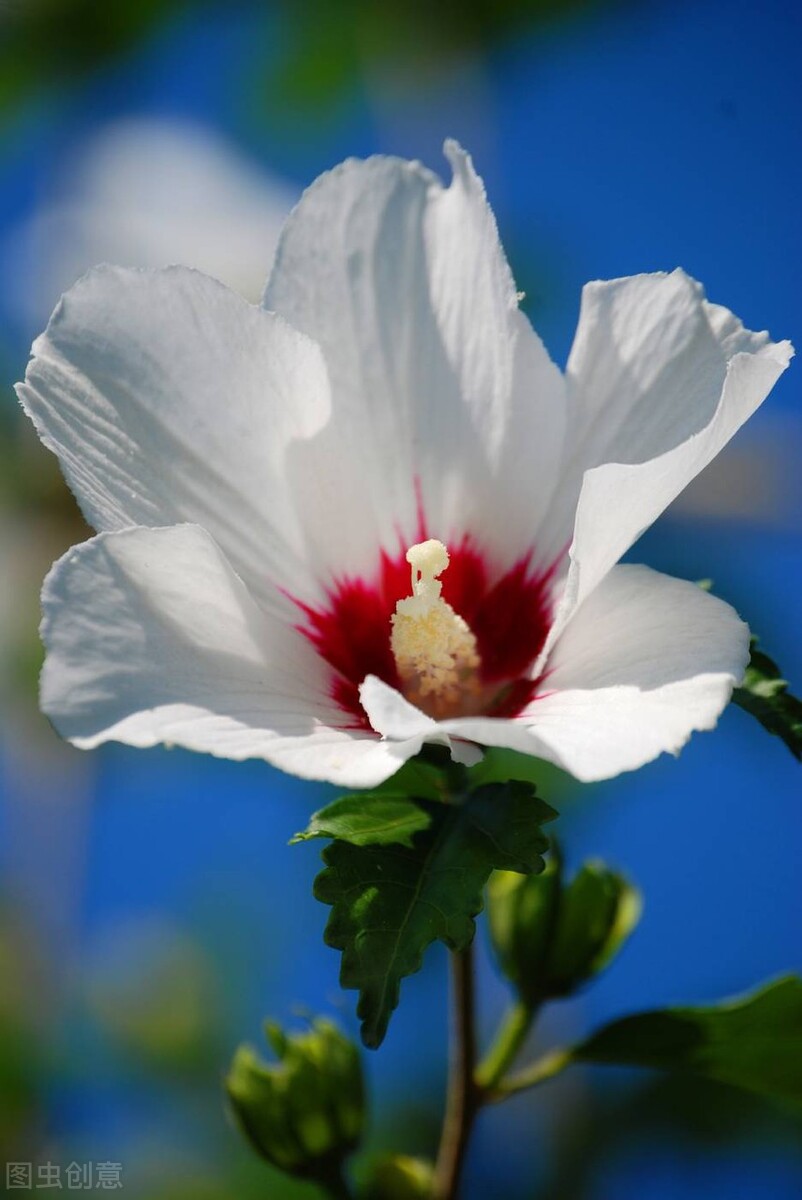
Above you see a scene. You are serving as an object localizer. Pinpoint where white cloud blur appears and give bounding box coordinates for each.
[2,116,297,331]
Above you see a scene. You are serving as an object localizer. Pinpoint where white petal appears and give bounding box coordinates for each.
[41,523,420,788]
[265,141,565,574]
[568,271,733,468]
[542,271,792,646]
[17,265,335,612]
[358,673,475,766]
[444,565,749,781]
[359,674,439,741]
[447,739,484,768]
[564,340,792,622]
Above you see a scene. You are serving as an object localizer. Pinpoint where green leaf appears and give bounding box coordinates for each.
[291,794,433,848]
[467,747,547,789]
[732,639,802,761]
[369,755,449,802]
[315,782,556,1048]
[465,783,557,873]
[467,746,576,811]
[573,976,802,1110]
[468,746,566,791]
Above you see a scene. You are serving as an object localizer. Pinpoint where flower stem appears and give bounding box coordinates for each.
[474,999,535,1093]
[489,1046,572,1102]
[432,944,480,1200]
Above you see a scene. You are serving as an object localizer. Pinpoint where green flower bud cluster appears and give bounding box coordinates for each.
[225,1017,364,1185]
[488,846,641,1005]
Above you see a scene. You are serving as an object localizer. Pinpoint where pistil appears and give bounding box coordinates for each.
[391,539,481,718]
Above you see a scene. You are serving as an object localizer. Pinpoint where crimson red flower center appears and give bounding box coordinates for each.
[295,533,557,730]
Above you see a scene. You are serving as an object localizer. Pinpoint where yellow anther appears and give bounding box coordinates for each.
[391,539,480,718]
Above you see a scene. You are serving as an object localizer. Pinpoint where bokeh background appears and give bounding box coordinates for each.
[0,1,800,1196]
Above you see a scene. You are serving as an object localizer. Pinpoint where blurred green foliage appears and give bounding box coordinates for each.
[0,905,333,1199]
[0,0,190,112]
[0,905,46,1162]
[85,924,225,1080]
[540,1073,802,1200]
[267,0,622,111]
[0,0,629,125]
[0,409,88,707]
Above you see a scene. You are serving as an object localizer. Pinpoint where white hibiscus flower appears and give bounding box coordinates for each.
[17,142,792,789]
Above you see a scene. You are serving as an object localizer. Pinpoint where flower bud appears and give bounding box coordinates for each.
[364,1155,434,1199]
[488,849,641,1004]
[225,1017,365,1182]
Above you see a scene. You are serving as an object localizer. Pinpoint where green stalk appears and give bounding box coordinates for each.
[474,1000,535,1093]
[490,1046,572,1102]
